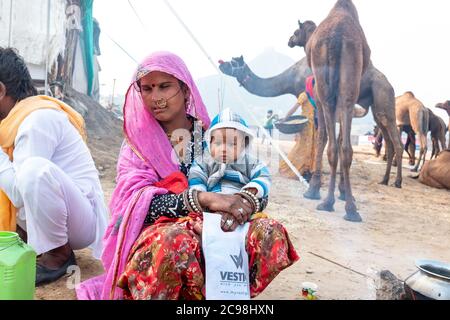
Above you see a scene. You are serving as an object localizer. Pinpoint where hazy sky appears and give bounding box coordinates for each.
[94,0,450,121]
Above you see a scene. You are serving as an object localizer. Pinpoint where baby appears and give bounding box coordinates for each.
[188,109,271,230]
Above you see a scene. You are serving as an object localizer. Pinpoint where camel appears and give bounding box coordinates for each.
[427,108,447,159]
[378,100,440,167]
[436,100,450,149]
[219,46,403,195]
[375,108,447,164]
[395,92,429,172]
[373,125,416,166]
[415,150,450,190]
[296,0,373,222]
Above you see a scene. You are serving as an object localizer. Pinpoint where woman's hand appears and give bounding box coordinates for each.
[220,213,239,232]
[198,192,253,224]
[189,213,239,235]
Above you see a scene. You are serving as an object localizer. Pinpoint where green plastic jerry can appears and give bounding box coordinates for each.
[0,231,36,300]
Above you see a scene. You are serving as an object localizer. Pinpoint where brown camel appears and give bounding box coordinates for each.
[373,125,384,159]
[416,150,450,190]
[287,20,403,200]
[291,0,371,222]
[395,92,429,172]
[436,100,450,149]
[427,108,447,159]
[375,108,447,164]
[373,125,416,165]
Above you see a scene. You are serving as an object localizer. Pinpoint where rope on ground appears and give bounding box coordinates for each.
[308,251,375,280]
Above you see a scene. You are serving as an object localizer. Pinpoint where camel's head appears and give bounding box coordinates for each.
[218,55,246,78]
[436,100,450,114]
[288,20,317,48]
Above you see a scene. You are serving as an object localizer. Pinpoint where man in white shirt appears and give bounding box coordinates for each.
[0,47,108,286]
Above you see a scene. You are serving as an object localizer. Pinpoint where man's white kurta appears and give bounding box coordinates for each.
[0,108,108,258]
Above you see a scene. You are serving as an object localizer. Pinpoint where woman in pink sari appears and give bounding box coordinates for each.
[77,51,298,300]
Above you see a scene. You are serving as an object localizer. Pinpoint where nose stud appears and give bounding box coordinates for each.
[155,98,168,109]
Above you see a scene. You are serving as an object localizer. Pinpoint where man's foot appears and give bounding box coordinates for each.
[16,225,27,243]
[36,243,77,286]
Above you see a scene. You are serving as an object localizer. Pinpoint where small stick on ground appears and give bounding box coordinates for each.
[308,252,373,280]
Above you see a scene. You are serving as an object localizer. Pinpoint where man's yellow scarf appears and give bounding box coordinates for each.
[0,95,86,231]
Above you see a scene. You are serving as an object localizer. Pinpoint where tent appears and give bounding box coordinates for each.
[0,0,101,100]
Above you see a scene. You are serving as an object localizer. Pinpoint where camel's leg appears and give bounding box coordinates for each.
[413,133,427,172]
[304,103,326,200]
[407,132,416,166]
[374,131,383,158]
[374,116,394,186]
[386,124,404,188]
[376,116,403,188]
[339,107,362,222]
[444,131,450,150]
[431,138,437,160]
[338,129,345,201]
[438,133,446,156]
[393,126,402,167]
[441,135,446,152]
[371,78,403,187]
[337,127,357,201]
[316,106,338,213]
[334,40,364,222]
[404,134,411,162]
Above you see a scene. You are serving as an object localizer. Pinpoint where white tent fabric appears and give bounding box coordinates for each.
[0,0,66,79]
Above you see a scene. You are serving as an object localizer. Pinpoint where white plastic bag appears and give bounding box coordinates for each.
[202,212,251,300]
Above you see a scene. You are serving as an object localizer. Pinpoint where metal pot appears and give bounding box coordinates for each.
[274,116,309,135]
[405,259,450,300]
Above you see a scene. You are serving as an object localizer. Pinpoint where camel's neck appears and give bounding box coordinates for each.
[236,63,308,97]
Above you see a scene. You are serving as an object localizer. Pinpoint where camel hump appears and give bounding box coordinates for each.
[334,0,359,20]
[404,91,415,98]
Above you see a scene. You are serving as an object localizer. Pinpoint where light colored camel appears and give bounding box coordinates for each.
[416,150,450,189]
[300,0,371,222]
[395,92,429,172]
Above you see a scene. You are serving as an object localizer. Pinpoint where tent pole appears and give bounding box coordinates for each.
[8,0,13,47]
[45,0,51,95]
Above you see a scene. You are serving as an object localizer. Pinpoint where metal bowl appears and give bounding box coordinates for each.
[416,259,450,281]
[275,115,309,135]
[405,260,450,300]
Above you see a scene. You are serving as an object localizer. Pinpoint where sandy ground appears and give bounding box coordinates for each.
[35,140,450,300]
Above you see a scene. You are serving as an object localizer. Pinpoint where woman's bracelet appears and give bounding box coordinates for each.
[182,190,194,213]
[184,188,203,214]
[237,192,257,213]
[192,189,204,213]
[238,190,261,214]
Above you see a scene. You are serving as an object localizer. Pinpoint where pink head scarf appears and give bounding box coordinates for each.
[76,51,210,300]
